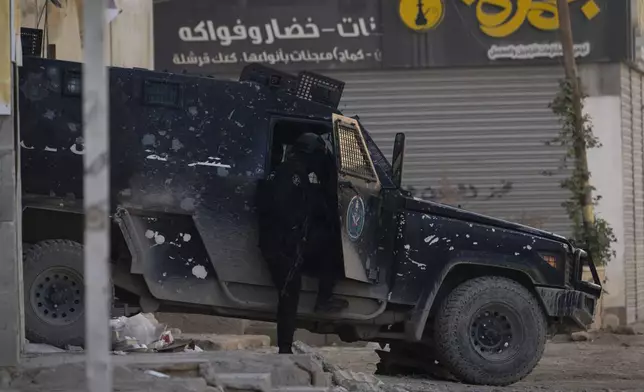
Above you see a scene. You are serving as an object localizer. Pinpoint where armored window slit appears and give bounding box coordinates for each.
[143,79,182,108]
[335,121,378,182]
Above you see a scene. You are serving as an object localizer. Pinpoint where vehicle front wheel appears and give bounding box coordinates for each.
[24,240,86,348]
[433,276,546,386]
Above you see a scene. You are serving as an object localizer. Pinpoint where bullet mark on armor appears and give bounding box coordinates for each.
[192,265,208,279]
[180,197,196,211]
[171,138,184,151]
[142,134,156,146]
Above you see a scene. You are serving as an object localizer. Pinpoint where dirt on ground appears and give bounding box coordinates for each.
[318,330,644,392]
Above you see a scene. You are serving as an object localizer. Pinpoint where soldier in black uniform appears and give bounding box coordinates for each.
[257,132,347,354]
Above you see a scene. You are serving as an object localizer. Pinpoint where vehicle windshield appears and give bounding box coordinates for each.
[361,126,396,188]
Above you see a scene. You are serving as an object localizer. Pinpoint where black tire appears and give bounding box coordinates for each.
[433,276,546,386]
[24,240,86,348]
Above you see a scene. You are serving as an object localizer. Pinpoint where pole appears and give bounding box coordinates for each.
[556,0,595,238]
[83,0,112,391]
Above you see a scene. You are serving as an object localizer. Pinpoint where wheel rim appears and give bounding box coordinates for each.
[29,267,84,326]
[469,303,524,362]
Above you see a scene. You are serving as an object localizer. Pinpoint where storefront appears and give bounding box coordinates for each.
[154,0,630,237]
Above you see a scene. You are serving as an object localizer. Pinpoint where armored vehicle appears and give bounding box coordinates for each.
[18,56,601,386]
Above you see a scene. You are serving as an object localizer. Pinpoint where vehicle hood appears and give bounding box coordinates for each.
[404,196,570,244]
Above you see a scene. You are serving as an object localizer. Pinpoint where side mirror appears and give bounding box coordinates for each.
[392,132,405,188]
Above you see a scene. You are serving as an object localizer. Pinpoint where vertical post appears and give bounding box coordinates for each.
[83,0,111,391]
[556,0,595,235]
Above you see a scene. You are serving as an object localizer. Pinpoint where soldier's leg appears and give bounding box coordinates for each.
[276,263,302,354]
[312,233,348,313]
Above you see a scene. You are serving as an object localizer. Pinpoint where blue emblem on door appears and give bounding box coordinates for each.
[346,195,366,241]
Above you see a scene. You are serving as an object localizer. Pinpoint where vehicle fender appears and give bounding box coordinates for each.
[405,254,545,341]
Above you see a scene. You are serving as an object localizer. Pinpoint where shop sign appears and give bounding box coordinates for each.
[154,0,382,74]
[154,0,630,73]
[382,0,629,67]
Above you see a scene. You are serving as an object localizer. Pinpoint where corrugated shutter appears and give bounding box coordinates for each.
[622,66,638,324]
[327,66,572,236]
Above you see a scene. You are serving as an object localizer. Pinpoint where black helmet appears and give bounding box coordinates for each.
[292,132,328,155]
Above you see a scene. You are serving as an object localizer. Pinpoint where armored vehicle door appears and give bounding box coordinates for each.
[331,114,383,283]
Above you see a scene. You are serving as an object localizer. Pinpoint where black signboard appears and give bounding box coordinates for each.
[153,0,630,74]
[381,0,630,68]
[153,0,383,74]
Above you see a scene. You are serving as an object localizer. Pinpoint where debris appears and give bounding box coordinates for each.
[610,325,637,336]
[65,345,84,352]
[144,370,170,379]
[184,341,204,353]
[111,313,167,352]
[571,331,592,342]
[24,343,66,354]
[175,333,270,351]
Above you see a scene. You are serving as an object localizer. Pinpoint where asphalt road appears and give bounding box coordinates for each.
[319,330,644,392]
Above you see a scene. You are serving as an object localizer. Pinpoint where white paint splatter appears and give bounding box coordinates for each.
[515,252,520,256]
[468,224,473,227]
[20,141,35,150]
[404,244,411,250]
[183,233,192,242]
[492,228,496,232]
[192,265,208,279]
[145,230,155,239]
[146,154,167,162]
[162,272,167,277]
[473,242,478,245]
[525,245,532,250]
[396,273,403,277]
[188,159,232,168]
[154,234,166,245]
[424,235,439,246]
[409,259,427,270]
[422,214,430,220]
[44,146,58,152]
[449,246,454,251]
[465,234,470,238]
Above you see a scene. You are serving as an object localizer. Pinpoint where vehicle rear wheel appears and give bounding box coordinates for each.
[433,276,546,386]
[24,240,87,348]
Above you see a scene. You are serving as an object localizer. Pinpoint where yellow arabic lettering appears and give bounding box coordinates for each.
[463,0,598,38]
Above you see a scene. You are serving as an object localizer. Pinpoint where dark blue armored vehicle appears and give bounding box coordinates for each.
[18,56,601,386]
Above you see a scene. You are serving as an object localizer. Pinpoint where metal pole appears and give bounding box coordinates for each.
[83,0,112,391]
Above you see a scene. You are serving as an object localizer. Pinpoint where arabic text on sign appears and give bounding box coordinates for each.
[461,0,601,38]
[172,47,382,67]
[178,17,378,45]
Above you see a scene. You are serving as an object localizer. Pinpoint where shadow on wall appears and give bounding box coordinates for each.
[155,313,368,347]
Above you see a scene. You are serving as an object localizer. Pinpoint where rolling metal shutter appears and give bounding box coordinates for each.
[328,66,572,236]
[621,65,644,323]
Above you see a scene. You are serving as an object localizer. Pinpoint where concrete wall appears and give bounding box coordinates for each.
[0,0,23,366]
[580,63,627,327]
